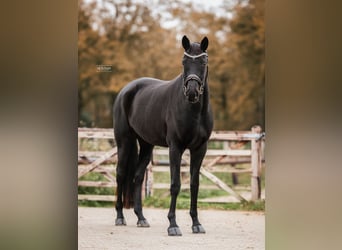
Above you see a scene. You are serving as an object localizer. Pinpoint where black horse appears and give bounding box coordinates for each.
[113,35,213,236]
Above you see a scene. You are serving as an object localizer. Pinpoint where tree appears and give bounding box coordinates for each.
[78,0,265,130]
[223,0,265,129]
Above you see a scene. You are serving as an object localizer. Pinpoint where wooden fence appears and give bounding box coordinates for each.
[78,126,265,203]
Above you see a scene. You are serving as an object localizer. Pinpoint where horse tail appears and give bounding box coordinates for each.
[122,141,138,209]
[114,89,138,209]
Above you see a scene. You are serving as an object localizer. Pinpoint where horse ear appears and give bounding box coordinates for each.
[200,37,209,51]
[182,35,190,51]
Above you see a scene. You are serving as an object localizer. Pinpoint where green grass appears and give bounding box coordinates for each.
[143,195,265,211]
[79,138,114,151]
[78,200,115,207]
[78,172,115,207]
[78,196,265,211]
[78,172,114,196]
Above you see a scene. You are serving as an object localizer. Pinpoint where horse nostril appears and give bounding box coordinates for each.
[187,91,199,103]
[188,92,195,100]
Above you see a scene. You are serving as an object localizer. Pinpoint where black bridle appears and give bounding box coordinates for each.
[182,52,208,99]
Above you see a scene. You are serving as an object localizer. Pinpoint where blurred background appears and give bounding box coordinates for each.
[78,0,265,130]
[2,0,341,249]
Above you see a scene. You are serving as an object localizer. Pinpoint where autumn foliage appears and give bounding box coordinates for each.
[78,0,264,130]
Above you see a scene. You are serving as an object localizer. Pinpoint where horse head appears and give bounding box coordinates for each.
[181,35,209,104]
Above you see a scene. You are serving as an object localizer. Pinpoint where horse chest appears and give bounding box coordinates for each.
[176,120,209,149]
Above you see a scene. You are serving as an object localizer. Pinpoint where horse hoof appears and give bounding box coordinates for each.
[115,218,126,226]
[168,226,182,236]
[137,219,150,227]
[192,224,206,234]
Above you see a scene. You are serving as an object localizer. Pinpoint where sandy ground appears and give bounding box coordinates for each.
[78,207,264,250]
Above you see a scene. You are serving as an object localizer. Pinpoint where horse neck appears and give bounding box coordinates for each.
[201,80,210,114]
[202,68,210,113]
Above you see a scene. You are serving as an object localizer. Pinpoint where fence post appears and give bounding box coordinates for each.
[251,125,262,201]
[144,162,153,198]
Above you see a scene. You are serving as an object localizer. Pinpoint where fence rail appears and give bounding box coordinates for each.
[78,126,265,203]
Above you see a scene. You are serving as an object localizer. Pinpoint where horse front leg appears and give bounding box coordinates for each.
[189,143,207,234]
[167,146,183,236]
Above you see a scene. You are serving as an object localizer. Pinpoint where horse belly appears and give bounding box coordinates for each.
[132,123,168,147]
[129,105,168,147]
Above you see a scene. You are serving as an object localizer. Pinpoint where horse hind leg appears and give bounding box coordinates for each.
[134,140,153,227]
[115,135,138,226]
[115,165,126,226]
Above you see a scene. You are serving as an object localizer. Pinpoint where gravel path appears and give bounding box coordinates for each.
[78,207,264,250]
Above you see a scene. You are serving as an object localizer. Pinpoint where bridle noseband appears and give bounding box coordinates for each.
[182,52,208,99]
[183,74,204,96]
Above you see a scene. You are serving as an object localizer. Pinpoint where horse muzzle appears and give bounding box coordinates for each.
[183,74,204,103]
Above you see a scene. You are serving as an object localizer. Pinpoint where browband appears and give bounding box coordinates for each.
[183,52,208,59]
